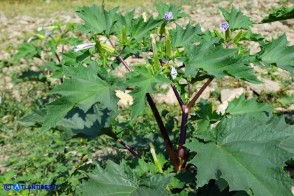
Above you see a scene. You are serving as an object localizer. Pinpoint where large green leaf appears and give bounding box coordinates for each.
[262,6,294,23]
[80,160,174,196]
[185,38,260,83]
[42,63,118,131]
[127,66,170,119]
[225,94,271,115]
[186,115,294,196]
[76,4,118,35]
[170,23,202,48]
[220,7,252,30]
[258,34,294,72]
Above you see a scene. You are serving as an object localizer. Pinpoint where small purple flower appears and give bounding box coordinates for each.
[164,12,173,21]
[220,21,229,31]
[46,30,52,37]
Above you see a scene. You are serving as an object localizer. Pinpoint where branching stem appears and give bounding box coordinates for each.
[187,77,213,110]
[112,38,180,170]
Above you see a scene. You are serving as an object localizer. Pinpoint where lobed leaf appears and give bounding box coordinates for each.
[186,115,294,196]
[185,38,260,83]
[127,66,170,119]
[257,34,294,73]
[170,23,202,48]
[42,63,118,131]
[220,7,252,30]
[225,94,271,115]
[76,4,119,35]
[262,6,294,23]
[80,160,174,196]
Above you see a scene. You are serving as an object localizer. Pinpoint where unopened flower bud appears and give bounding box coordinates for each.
[170,66,177,80]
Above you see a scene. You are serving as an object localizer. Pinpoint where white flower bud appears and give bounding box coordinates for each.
[170,66,177,80]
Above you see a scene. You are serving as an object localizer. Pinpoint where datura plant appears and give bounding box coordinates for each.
[21,3,294,195]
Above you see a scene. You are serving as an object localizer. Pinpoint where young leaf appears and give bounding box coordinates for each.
[127,66,170,119]
[42,63,118,131]
[220,7,252,30]
[257,34,294,72]
[14,43,41,60]
[170,23,202,48]
[186,115,294,196]
[225,94,271,115]
[130,17,162,41]
[76,4,119,35]
[262,6,294,23]
[185,38,260,83]
[80,160,174,195]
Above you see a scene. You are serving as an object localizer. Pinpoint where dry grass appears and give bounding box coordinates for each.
[0,0,197,17]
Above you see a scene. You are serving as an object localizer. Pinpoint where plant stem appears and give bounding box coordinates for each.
[171,84,184,112]
[146,93,180,170]
[109,135,141,158]
[187,77,213,110]
[54,52,63,83]
[117,55,132,72]
[178,106,189,162]
[113,42,180,170]
[177,77,213,170]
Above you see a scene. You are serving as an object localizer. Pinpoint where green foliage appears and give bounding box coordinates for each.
[80,160,174,195]
[155,2,187,20]
[14,43,41,60]
[8,2,294,195]
[127,66,170,119]
[77,4,119,35]
[225,94,271,115]
[262,6,294,23]
[220,7,252,30]
[42,63,118,131]
[186,115,294,196]
[185,38,259,83]
[257,34,294,72]
[170,23,202,48]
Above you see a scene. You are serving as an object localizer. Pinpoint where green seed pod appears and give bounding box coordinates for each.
[150,34,161,71]
[165,28,172,58]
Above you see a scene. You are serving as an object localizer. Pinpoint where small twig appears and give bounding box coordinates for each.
[187,77,213,110]
[117,55,132,72]
[55,52,61,63]
[109,135,140,158]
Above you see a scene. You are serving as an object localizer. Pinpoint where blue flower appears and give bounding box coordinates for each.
[220,21,229,31]
[164,12,173,21]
